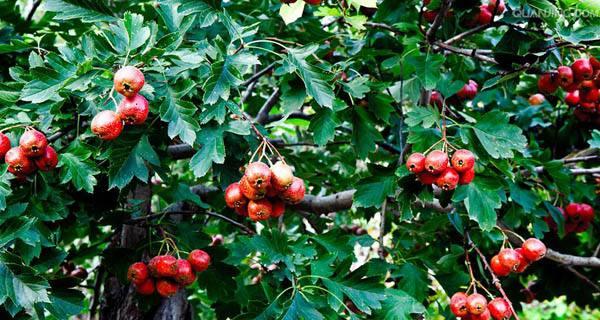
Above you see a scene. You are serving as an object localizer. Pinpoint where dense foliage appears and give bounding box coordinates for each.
[0,0,598,319]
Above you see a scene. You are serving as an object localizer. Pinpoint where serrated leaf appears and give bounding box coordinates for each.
[405,107,439,128]
[58,144,99,193]
[156,0,218,31]
[203,53,259,105]
[280,1,306,25]
[0,251,50,309]
[286,46,334,108]
[190,122,250,177]
[282,294,324,320]
[44,289,84,319]
[354,176,396,208]
[472,111,527,159]
[395,263,428,302]
[452,178,502,231]
[43,0,117,23]
[352,108,383,158]
[342,77,370,99]
[157,81,199,146]
[309,108,340,146]
[374,289,426,320]
[107,135,160,189]
[322,278,385,315]
[406,53,445,90]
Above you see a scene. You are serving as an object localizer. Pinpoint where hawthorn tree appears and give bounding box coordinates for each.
[0,0,599,319]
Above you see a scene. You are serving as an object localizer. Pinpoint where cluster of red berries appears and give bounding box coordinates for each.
[280,0,320,5]
[546,203,595,234]
[423,0,506,26]
[225,161,305,221]
[490,238,546,277]
[0,129,58,179]
[430,80,479,109]
[406,149,476,191]
[127,250,211,297]
[450,292,512,320]
[537,57,600,125]
[91,66,149,140]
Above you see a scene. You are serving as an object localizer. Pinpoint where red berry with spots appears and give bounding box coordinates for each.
[281,177,305,204]
[557,66,574,88]
[467,293,488,315]
[423,10,438,23]
[537,73,559,94]
[579,83,599,103]
[235,204,249,217]
[457,80,478,100]
[459,167,476,185]
[488,298,511,320]
[528,94,545,105]
[91,110,123,140]
[156,279,179,298]
[117,94,149,125]
[270,161,294,191]
[425,150,448,174]
[127,262,149,286]
[477,5,494,25]
[471,309,492,320]
[450,292,469,317]
[488,0,506,13]
[135,278,155,295]
[565,203,582,220]
[188,249,211,272]
[436,168,460,191]
[406,153,426,173]
[490,255,511,277]
[148,255,178,278]
[498,248,521,271]
[271,199,286,218]
[248,199,273,221]
[572,58,594,81]
[565,90,580,107]
[578,203,594,222]
[19,129,47,158]
[239,175,266,200]
[174,259,196,286]
[430,91,443,109]
[114,66,145,98]
[451,149,475,173]
[521,238,546,262]
[0,133,10,160]
[245,162,272,190]
[417,172,438,185]
[225,182,248,209]
[5,147,35,175]
[34,146,58,171]
[514,248,530,274]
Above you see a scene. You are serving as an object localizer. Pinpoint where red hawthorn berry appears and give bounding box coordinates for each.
[156,279,179,298]
[466,293,488,315]
[281,177,305,204]
[127,262,149,286]
[537,73,559,94]
[19,129,47,158]
[451,149,475,173]
[578,203,594,222]
[498,248,521,271]
[406,152,426,173]
[590,56,600,71]
[188,249,211,272]
[471,309,492,320]
[34,146,58,171]
[488,0,506,13]
[478,5,494,25]
[430,91,443,109]
[580,102,596,112]
[224,182,248,209]
[514,248,530,273]
[5,147,35,175]
[436,168,460,191]
[148,255,178,278]
[565,90,580,107]
[490,255,511,277]
[113,66,145,98]
[245,162,272,190]
[304,0,321,4]
[457,80,478,100]
[556,66,574,88]
[270,161,294,191]
[0,133,10,160]
[417,171,439,185]
[70,267,88,279]
[544,207,566,231]
[579,84,599,103]
[423,10,438,23]
[572,58,594,81]
[174,259,196,286]
[458,167,476,185]
[521,238,546,262]
[574,221,591,233]
[271,199,285,218]
[425,150,448,174]
[450,292,469,317]
[488,298,511,320]
[248,199,273,221]
[135,278,155,295]
[528,93,545,105]
[91,110,124,140]
[239,175,266,200]
[565,203,582,220]
[266,185,278,197]
[117,94,149,125]
[235,204,249,217]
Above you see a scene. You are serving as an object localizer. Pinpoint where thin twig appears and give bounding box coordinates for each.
[25,0,42,24]
[565,266,600,293]
[88,266,104,320]
[425,0,453,43]
[434,42,498,64]
[127,210,255,235]
[378,198,387,259]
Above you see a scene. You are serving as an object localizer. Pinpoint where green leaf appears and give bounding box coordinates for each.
[43,0,117,23]
[405,106,439,128]
[203,53,259,105]
[157,81,200,146]
[156,0,218,31]
[342,77,370,99]
[58,142,99,193]
[20,54,77,103]
[588,129,600,148]
[309,108,340,146]
[0,171,12,211]
[0,251,50,309]
[280,1,306,25]
[0,218,36,249]
[472,111,527,159]
[190,122,250,177]
[527,0,558,27]
[374,289,426,320]
[395,263,428,302]
[106,135,160,189]
[354,176,396,208]
[352,108,383,158]
[286,46,334,108]
[406,53,445,90]
[508,182,539,212]
[104,12,151,53]
[322,278,386,315]
[44,289,84,319]
[282,294,324,320]
[453,178,502,231]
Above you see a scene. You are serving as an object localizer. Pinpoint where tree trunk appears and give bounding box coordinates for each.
[98,183,192,320]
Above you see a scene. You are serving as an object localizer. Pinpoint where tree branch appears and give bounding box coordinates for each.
[426,0,453,43]
[25,0,42,24]
[255,88,282,125]
[433,42,498,64]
